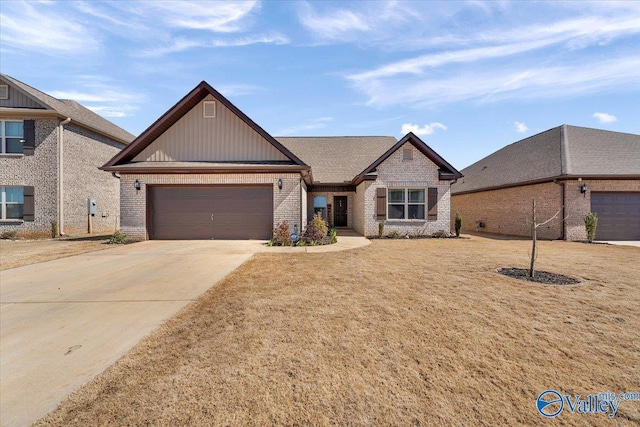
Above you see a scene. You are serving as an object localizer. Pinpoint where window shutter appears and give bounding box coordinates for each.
[23,186,35,222]
[428,187,438,220]
[376,187,387,220]
[23,120,36,155]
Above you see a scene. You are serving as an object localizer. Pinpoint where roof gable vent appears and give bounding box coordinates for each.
[0,85,8,100]
[203,101,216,118]
[403,147,413,161]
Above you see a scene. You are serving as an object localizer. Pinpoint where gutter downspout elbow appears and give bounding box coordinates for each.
[57,118,71,236]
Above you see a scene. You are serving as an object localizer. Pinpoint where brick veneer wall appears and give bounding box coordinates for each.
[451,182,563,240]
[62,124,124,234]
[119,173,301,240]
[361,142,452,237]
[451,179,640,241]
[564,179,640,241]
[0,118,58,237]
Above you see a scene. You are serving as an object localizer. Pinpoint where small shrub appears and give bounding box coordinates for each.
[387,230,401,239]
[584,212,598,243]
[271,221,292,246]
[378,221,385,238]
[108,230,127,244]
[1,230,18,240]
[431,230,450,238]
[454,212,462,237]
[51,221,58,238]
[303,213,328,244]
[329,228,337,244]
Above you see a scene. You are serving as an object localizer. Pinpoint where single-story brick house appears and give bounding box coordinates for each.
[102,81,462,240]
[451,125,640,241]
[0,74,134,238]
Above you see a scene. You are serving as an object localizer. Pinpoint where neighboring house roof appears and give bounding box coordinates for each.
[103,81,308,170]
[276,136,397,184]
[0,73,134,145]
[278,132,462,184]
[452,125,640,195]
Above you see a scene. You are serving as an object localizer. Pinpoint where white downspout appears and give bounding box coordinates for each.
[57,117,71,235]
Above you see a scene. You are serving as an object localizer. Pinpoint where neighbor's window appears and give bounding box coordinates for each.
[1,121,24,154]
[388,188,425,220]
[313,196,327,220]
[1,186,24,220]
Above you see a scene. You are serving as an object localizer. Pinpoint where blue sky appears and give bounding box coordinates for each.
[1,0,639,169]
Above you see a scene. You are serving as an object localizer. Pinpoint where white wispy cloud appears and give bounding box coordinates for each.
[49,82,144,119]
[278,117,334,136]
[514,122,528,133]
[349,55,640,108]
[348,14,640,83]
[296,0,422,44]
[136,0,260,33]
[217,84,265,97]
[0,2,99,54]
[592,112,618,123]
[401,123,447,136]
[140,33,288,57]
[298,4,370,41]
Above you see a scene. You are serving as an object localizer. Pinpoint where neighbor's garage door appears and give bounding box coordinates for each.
[590,192,640,240]
[149,185,273,240]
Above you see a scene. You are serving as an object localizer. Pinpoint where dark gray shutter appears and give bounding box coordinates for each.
[428,187,438,220]
[376,187,387,220]
[23,120,35,155]
[23,186,35,221]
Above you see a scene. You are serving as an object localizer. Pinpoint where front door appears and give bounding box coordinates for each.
[334,196,348,227]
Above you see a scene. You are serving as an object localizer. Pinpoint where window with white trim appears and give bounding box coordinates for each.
[1,186,24,220]
[1,120,24,154]
[388,188,425,220]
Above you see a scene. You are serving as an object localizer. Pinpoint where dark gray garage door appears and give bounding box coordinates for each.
[149,185,273,240]
[590,192,640,240]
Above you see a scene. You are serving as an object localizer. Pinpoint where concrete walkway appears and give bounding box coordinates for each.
[0,240,263,427]
[597,241,640,248]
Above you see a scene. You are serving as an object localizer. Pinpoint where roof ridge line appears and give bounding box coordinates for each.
[560,124,571,175]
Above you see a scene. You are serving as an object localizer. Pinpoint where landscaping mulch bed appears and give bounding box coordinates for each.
[498,267,581,285]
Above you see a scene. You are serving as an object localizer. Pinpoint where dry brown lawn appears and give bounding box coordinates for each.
[36,237,639,426]
[0,235,111,271]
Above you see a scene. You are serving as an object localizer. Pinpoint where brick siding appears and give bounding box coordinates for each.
[361,142,452,237]
[0,118,58,237]
[62,124,124,234]
[451,179,640,241]
[0,117,123,238]
[451,182,563,240]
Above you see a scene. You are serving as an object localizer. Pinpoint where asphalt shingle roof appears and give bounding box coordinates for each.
[276,136,398,184]
[452,125,640,194]
[0,74,134,144]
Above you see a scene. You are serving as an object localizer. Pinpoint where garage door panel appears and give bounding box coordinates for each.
[150,186,273,240]
[591,192,640,240]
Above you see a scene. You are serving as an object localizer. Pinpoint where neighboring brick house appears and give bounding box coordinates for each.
[0,74,134,237]
[102,81,462,240]
[451,125,640,241]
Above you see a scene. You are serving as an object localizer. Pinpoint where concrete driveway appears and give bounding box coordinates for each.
[0,240,263,427]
